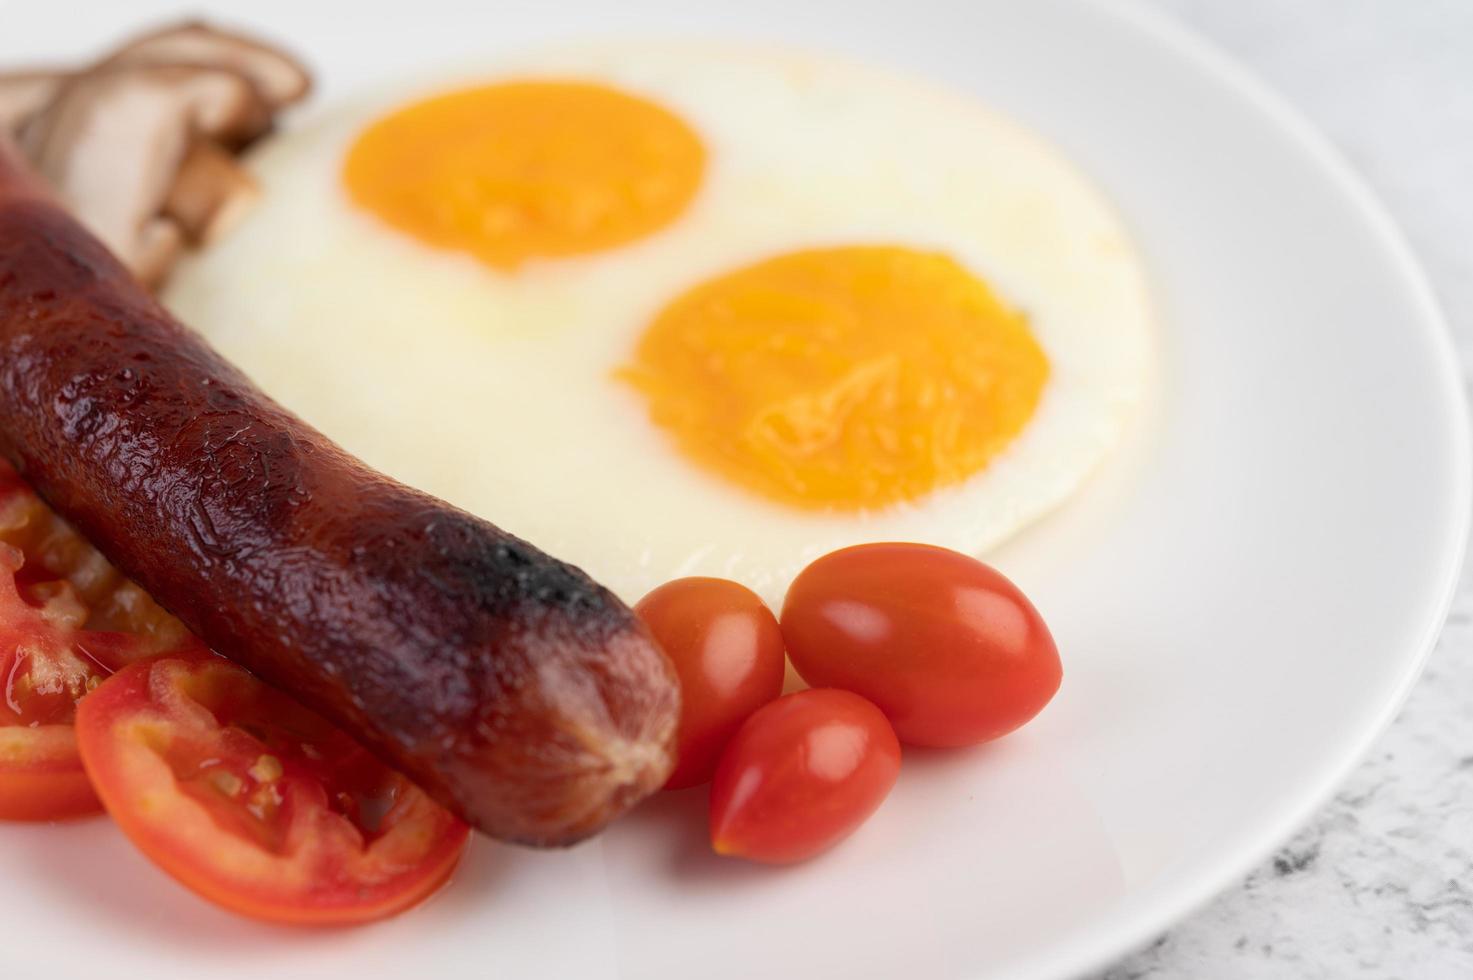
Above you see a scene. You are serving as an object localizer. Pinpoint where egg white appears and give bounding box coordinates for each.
[164,42,1153,604]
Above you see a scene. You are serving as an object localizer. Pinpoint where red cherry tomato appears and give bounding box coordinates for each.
[634,577,785,789]
[781,542,1061,748]
[709,688,900,864]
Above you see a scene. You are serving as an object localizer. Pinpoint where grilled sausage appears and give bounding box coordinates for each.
[0,140,678,846]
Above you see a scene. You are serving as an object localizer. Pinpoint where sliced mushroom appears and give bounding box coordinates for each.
[1,21,310,289]
[0,71,65,132]
[163,138,260,244]
[19,64,272,287]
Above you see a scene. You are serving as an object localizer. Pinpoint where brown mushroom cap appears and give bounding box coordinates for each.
[105,21,312,115]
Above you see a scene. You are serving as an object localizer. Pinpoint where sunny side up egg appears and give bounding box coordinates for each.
[164,42,1153,604]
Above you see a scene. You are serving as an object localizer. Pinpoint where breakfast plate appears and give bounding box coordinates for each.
[0,0,1466,978]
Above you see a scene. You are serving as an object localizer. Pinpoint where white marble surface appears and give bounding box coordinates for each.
[1098,1,1473,977]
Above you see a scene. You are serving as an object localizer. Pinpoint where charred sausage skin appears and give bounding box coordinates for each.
[0,144,678,845]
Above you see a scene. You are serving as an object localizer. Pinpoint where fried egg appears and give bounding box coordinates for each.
[164,42,1152,603]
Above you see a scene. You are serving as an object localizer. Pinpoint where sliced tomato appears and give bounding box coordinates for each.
[75,654,469,925]
[0,723,98,822]
[0,460,205,820]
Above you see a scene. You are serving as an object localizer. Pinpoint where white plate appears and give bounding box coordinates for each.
[1,1,1466,978]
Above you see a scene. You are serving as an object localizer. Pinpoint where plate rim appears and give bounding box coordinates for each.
[1012,2,1472,978]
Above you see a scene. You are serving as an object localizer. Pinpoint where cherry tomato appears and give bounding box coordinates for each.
[0,462,203,821]
[634,577,786,789]
[75,654,469,925]
[781,542,1060,747]
[709,688,900,863]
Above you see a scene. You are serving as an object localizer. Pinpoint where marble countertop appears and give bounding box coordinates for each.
[1099,2,1473,977]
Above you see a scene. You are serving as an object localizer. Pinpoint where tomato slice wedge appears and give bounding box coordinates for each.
[0,462,204,820]
[75,654,469,925]
[0,723,98,822]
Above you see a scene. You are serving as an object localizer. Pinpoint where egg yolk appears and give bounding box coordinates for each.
[342,81,705,268]
[620,246,1049,511]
